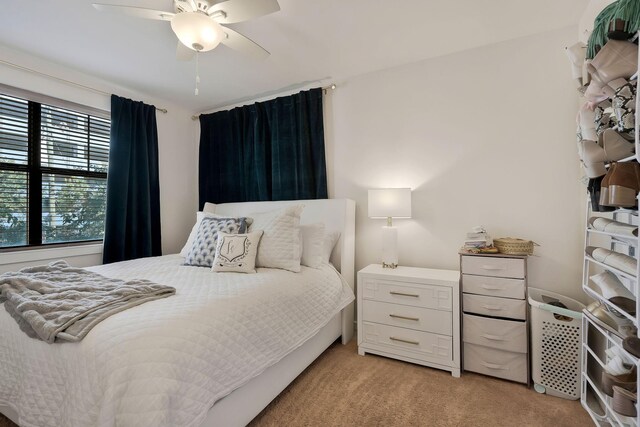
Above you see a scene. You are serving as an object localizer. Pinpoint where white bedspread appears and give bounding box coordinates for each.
[0,255,354,427]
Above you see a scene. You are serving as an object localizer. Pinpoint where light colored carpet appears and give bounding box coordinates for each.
[249,341,591,427]
[0,341,591,427]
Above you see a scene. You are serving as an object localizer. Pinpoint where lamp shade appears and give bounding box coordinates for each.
[171,12,225,52]
[368,188,412,218]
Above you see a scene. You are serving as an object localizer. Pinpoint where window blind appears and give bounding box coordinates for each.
[0,91,110,249]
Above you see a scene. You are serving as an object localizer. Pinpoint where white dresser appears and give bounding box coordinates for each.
[357,264,461,377]
[460,253,529,384]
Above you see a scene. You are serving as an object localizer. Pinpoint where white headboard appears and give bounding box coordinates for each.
[205,198,356,290]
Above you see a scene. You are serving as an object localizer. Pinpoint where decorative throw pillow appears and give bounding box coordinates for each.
[248,205,304,272]
[184,217,247,267]
[321,231,341,265]
[202,202,254,227]
[212,231,263,273]
[180,212,250,257]
[300,223,326,268]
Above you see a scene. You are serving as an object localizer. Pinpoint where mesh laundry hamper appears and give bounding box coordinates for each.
[528,287,585,400]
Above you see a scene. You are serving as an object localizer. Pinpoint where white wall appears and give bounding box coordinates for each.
[0,46,199,272]
[326,26,586,302]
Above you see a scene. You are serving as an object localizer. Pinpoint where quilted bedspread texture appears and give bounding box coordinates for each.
[0,255,354,427]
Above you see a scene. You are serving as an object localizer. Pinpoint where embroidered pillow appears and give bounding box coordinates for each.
[180,212,251,257]
[212,231,263,273]
[248,205,304,272]
[185,217,247,267]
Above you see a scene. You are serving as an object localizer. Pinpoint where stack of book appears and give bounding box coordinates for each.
[463,227,493,251]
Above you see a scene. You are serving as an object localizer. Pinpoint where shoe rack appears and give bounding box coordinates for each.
[580,36,640,426]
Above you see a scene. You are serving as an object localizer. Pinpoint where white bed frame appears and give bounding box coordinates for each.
[0,198,355,427]
[200,198,356,427]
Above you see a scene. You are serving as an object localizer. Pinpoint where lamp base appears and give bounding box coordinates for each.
[381,225,398,269]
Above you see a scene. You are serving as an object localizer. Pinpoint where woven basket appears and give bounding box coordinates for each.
[494,237,537,255]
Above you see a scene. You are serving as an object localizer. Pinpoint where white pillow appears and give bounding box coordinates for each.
[180,211,251,257]
[249,205,304,272]
[300,223,325,268]
[212,231,263,273]
[321,231,341,265]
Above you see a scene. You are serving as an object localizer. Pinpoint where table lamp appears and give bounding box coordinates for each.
[368,188,412,268]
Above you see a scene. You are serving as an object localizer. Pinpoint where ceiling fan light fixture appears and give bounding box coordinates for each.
[170,11,224,52]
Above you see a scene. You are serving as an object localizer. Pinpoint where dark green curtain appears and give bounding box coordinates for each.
[103,95,161,264]
[198,88,327,206]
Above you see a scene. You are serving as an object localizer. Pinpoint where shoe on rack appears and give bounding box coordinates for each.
[588,177,616,212]
[590,270,636,315]
[602,365,637,397]
[578,103,598,141]
[578,139,607,178]
[605,353,634,376]
[623,336,640,359]
[610,78,637,139]
[606,161,640,208]
[599,162,617,207]
[585,301,637,339]
[587,40,639,87]
[612,385,638,417]
[601,129,635,162]
[586,246,637,276]
[588,216,638,236]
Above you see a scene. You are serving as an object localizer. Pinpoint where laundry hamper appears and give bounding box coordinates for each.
[528,287,585,400]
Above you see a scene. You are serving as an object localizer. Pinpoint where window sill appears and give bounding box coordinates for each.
[0,243,103,265]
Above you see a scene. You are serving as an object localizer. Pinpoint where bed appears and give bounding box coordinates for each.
[0,198,356,427]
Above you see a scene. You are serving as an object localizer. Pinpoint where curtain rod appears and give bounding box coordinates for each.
[0,59,168,114]
[190,84,336,121]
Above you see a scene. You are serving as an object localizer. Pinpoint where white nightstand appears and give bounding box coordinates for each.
[357,264,461,377]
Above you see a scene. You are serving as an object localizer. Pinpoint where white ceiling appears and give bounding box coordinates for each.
[1,0,588,112]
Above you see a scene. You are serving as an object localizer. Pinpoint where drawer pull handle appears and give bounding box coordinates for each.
[480,285,504,291]
[482,362,507,370]
[481,265,507,271]
[389,336,420,345]
[389,314,420,321]
[481,334,505,341]
[389,291,420,298]
[481,305,503,311]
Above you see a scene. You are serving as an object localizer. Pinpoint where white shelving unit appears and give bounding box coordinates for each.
[580,36,640,426]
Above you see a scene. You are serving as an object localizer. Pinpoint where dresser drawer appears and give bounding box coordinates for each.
[361,322,452,362]
[462,314,526,353]
[463,294,526,320]
[462,274,525,300]
[463,343,527,383]
[362,300,452,336]
[461,256,525,279]
[361,278,452,311]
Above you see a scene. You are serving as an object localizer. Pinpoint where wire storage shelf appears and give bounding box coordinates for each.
[579,32,640,427]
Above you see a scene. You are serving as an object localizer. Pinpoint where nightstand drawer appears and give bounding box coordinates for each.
[463,294,526,320]
[361,278,452,311]
[362,300,452,336]
[462,274,525,299]
[361,322,452,362]
[462,314,526,353]
[461,256,525,279]
[463,343,527,383]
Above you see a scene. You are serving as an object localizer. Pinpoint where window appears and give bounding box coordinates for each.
[0,93,110,249]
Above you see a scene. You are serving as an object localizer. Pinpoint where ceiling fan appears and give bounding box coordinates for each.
[93,0,280,61]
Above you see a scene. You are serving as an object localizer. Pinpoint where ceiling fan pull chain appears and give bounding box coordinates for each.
[195,50,200,96]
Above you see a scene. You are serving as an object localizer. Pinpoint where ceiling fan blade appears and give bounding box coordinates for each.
[221,27,270,59]
[92,4,174,21]
[208,0,280,24]
[176,42,195,61]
